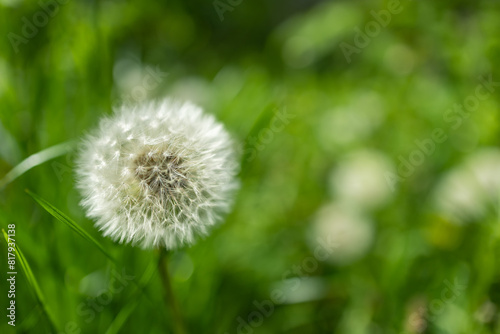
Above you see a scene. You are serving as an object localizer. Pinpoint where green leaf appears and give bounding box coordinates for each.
[25,189,116,262]
[2,229,59,332]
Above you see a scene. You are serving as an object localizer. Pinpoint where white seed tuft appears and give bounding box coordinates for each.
[76,99,240,250]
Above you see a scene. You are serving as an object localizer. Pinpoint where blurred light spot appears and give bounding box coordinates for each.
[404,297,428,334]
[277,2,362,68]
[113,57,143,92]
[474,300,496,324]
[170,77,211,106]
[0,0,21,7]
[311,203,374,265]
[271,276,327,304]
[319,91,385,148]
[330,149,394,210]
[435,304,468,334]
[213,66,244,101]
[79,270,108,297]
[282,36,316,68]
[432,148,500,223]
[383,44,416,76]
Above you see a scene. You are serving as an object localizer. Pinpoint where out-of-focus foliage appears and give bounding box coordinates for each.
[1,0,500,333]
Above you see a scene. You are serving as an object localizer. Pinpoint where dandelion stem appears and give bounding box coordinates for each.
[158,249,186,334]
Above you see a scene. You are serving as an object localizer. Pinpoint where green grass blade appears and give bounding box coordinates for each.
[25,189,116,262]
[105,260,160,334]
[105,298,140,334]
[25,191,161,313]
[240,103,280,174]
[0,141,75,189]
[2,229,59,332]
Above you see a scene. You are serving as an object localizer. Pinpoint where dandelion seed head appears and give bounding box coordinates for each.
[76,99,240,250]
[310,203,374,265]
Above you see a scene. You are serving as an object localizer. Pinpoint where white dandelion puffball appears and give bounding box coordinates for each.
[329,149,394,210]
[432,148,500,224]
[76,99,239,250]
[310,203,374,265]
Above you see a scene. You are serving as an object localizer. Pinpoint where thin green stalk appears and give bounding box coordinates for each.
[158,249,186,334]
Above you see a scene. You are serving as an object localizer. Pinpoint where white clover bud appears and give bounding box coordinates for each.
[76,99,240,250]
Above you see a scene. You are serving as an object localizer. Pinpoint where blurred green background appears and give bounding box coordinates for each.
[1,0,500,333]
